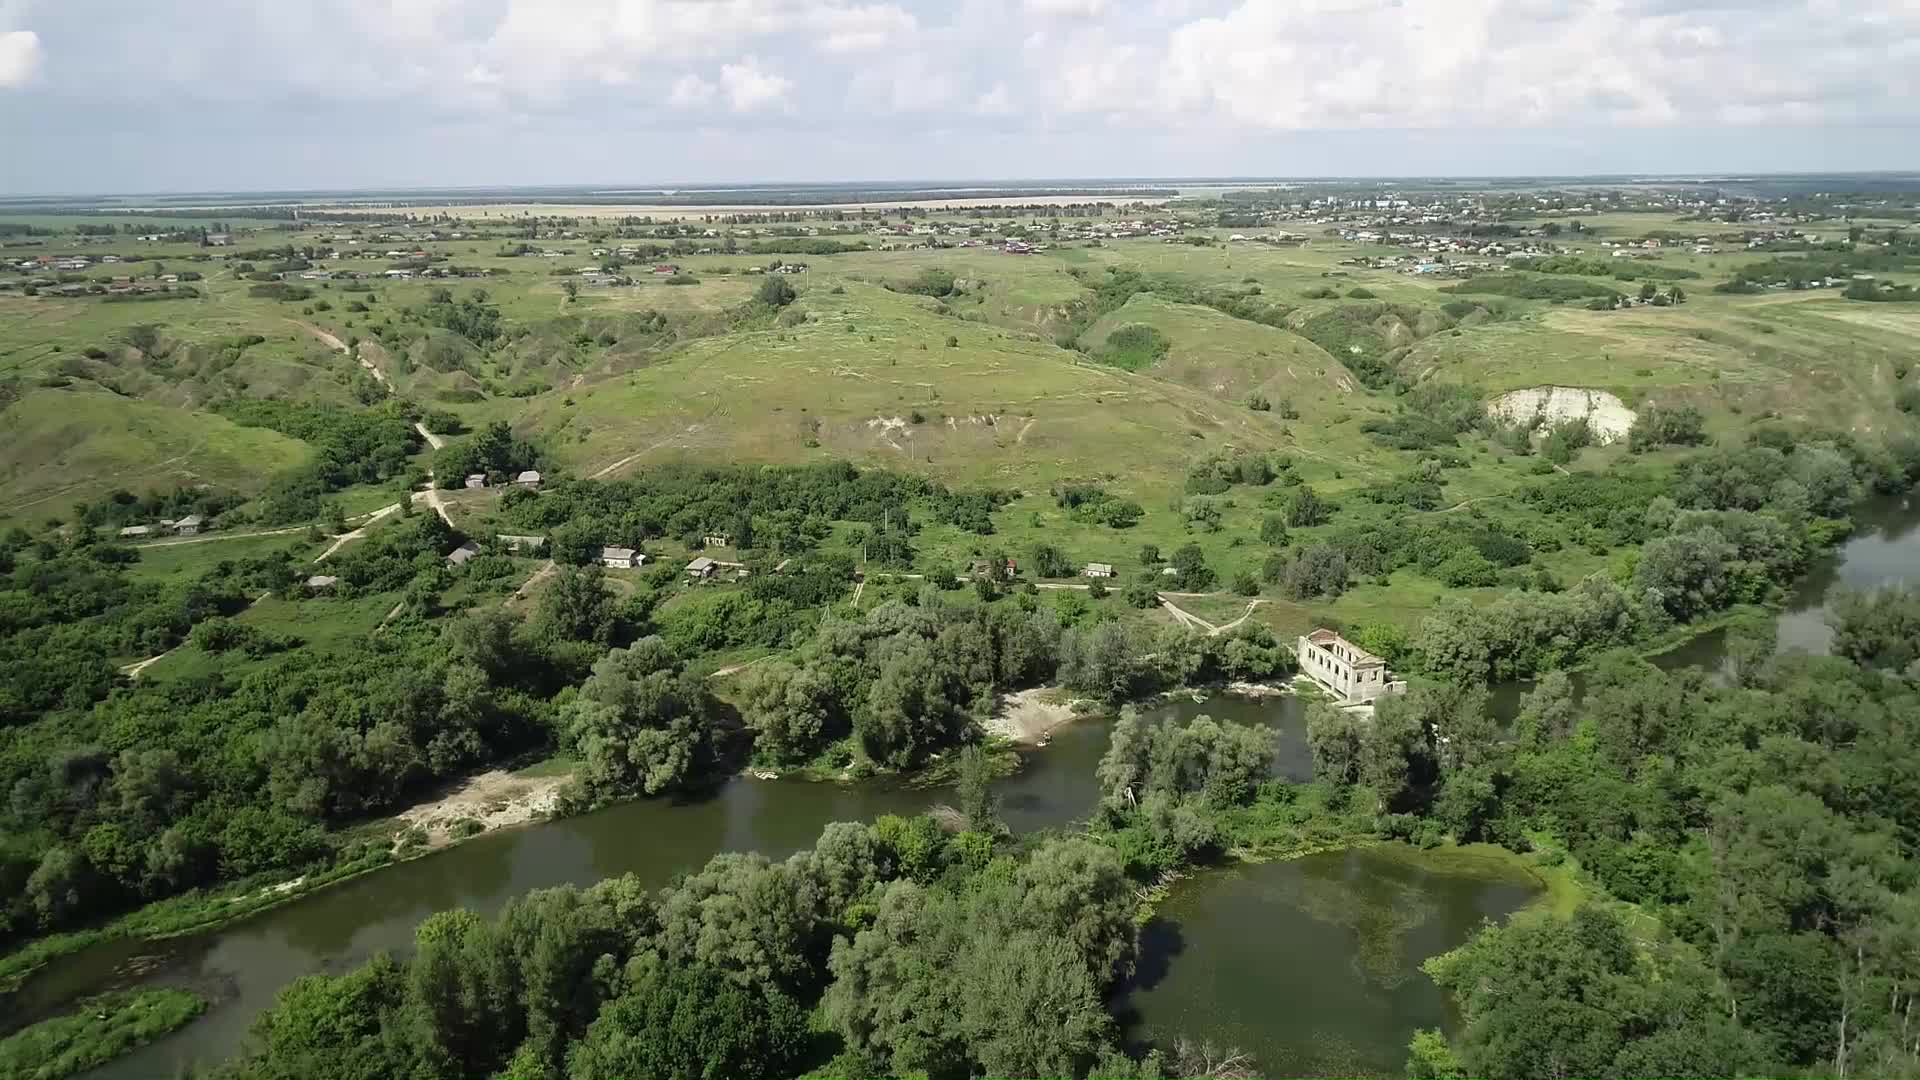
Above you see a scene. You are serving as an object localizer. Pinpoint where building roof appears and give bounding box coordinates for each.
[686,556,716,572]
[119,525,153,536]
[173,514,204,527]
[447,541,481,565]
[516,470,541,483]
[1303,627,1385,667]
[306,575,339,588]
[601,546,637,560]
[1086,562,1114,573]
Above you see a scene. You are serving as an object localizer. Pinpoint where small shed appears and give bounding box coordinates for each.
[306,574,339,591]
[686,556,717,580]
[464,474,488,489]
[1083,562,1115,578]
[447,541,481,566]
[601,546,640,569]
[173,515,204,536]
[515,470,542,489]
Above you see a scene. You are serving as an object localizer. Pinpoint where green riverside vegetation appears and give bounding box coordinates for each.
[0,988,205,1080]
[2,188,1919,1077]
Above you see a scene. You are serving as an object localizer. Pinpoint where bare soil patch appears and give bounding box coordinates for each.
[393,769,565,848]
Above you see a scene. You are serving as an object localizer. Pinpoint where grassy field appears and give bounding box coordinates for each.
[0,384,311,525]
[518,277,1313,507]
[122,530,324,584]
[4,204,1917,631]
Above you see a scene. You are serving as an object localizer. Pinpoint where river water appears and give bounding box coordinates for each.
[23,495,1918,1078]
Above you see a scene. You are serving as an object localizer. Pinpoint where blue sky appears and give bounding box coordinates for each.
[2,0,1916,194]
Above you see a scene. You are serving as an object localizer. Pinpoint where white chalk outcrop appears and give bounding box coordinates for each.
[1489,386,1637,444]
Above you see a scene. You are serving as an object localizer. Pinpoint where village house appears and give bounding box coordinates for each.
[1083,562,1115,578]
[446,541,481,566]
[119,525,154,540]
[515,470,541,489]
[464,474,488,489]
[971,557,1016,581]
[601,546,642,569]
[702,534,731,549]
[1295,628,1405,704]
[173,515,204,536]
[685,556,717,580]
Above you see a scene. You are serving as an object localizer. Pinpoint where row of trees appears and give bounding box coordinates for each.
[200,820,1156,1080]
[735,598,1297,770]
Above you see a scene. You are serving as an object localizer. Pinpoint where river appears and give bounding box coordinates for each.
[22,494,1918,1078]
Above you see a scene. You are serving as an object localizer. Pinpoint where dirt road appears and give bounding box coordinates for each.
[292,320,385,385]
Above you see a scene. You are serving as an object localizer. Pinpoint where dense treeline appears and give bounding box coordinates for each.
[68,486,245,530]
[1410,430,1917,680]
[736,598,1295,770]
[1390,621,1920,1079]
[0,535,267,727]
[215,400,420,522]
[429,420,540,487]
[503,463,1009,564]
[192,820,1164,1080]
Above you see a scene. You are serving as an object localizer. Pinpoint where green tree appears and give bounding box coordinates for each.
[569,638,720,796]
[1168,543,1213,591]
[565,965,806,1080]
[535,565,616,644]
[755,276,796,308]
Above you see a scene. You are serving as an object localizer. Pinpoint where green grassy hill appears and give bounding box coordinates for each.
[519,280,1405,507]
[1080,293,1354,403]
[0,384,312,523]
[1401,290,1918,434]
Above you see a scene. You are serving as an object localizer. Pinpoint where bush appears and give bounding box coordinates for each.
[755,277,796,307]
[1247,392,1271,411]
[1096,324,1171,370]
[247,282,313,302]
[1442,274,1622,302]
[1629,404,1708,451]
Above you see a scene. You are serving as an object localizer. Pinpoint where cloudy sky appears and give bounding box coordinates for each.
[2,0,1917,194]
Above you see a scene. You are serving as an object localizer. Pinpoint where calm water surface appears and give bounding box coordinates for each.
[1122,847,1538,1077]
[25,494,1917,1077]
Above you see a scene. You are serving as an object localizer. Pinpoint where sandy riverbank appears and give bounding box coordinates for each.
[394,770,566,848]
[986,687,1084,744]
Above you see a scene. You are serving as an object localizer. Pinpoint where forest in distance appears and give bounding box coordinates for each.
[1,166,1919,1080]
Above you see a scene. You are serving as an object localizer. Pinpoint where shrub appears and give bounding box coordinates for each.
[755,276,796,307]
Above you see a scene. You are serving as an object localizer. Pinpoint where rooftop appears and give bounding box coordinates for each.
[1304,628,1385,667]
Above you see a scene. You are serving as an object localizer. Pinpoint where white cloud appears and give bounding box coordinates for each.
[1143,0,1920,129]
[718,57,791,112]
[0,29,41,88]
[813,3,916,52]
[973,82,1013,115]
[4,0,1920,190]
[1025,0,1106,13]
[668,72,717,107]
